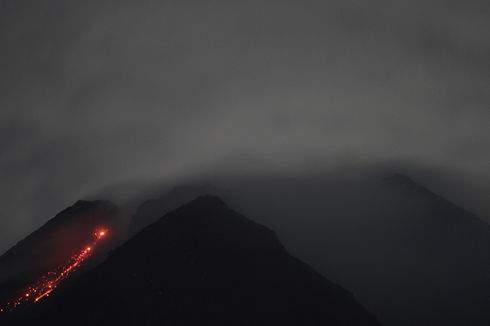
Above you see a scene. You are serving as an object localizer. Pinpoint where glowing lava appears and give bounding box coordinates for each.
[0,228,109,314]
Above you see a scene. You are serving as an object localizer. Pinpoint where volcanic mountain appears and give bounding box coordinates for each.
[196,173,490,326]
[4,172,489,325]
[356,174,490,326]
[0,200,121,313]
[126,172,490,326]
[11,195,380,326]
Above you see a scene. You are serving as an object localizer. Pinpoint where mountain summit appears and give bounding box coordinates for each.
[16,195,380,326]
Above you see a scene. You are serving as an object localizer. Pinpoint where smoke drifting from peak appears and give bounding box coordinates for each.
[0,0,489,252]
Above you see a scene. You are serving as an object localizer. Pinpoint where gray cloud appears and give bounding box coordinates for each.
[0,0,489,252]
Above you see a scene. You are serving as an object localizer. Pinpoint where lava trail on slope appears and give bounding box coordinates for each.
[0,228,109,314]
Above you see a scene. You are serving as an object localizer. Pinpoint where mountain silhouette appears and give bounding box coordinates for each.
[369,174,490,325]
[159,173,490,326]
[11,196,380,326]
[111,174,490,325]
[3,172,490,325]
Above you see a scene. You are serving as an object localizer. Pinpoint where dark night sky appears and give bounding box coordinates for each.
[0,0,489,253]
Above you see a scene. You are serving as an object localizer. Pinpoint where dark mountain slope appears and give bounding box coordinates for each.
[0,200,120,306]
[355,174,490,325]
[209,173,490,326]
[121,173,490,325]
[22,196,380,326]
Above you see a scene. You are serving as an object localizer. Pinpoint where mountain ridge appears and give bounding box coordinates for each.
[12,195,380,326]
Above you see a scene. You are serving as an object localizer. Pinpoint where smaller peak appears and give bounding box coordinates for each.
[186,195,229,210]
[73,199,114,208]
[69,200,118,214]
[158,195,231,224]
[385,173,414,184]
[383,173,431,194]
[73,200,92,207]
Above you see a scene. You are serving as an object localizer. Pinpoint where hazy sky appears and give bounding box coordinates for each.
[0,0,489,252]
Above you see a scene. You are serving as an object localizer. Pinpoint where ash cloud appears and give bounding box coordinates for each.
[0,0,489,252]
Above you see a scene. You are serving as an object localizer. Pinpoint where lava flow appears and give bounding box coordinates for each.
[0,228,109,314]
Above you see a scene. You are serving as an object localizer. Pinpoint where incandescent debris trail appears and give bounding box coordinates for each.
[0,228,109,314]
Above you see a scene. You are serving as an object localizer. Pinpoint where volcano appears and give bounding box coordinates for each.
[122,173,490,325]
[10,195,380,326]
[197,173,490,326]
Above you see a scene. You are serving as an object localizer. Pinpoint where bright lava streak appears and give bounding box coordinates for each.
[0,228,109,314]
